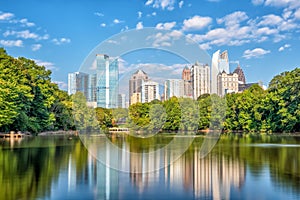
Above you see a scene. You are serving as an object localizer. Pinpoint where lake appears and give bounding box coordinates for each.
[0,133,299,200]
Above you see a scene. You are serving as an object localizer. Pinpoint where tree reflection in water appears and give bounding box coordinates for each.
[0,134,299,200]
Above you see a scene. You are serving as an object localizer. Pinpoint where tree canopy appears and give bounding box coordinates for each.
[0,48,74,134]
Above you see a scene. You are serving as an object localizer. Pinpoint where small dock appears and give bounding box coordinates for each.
[0,131,25,139]
[108,128,129,134]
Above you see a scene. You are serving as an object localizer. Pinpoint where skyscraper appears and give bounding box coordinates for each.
[129,70,148,105]
[88,73,97,102]
[164,79,184,100]
[68,72,89,97]
[96,54,119,108]
[233,65,246,84]
[191,62,210,99]
[217,71,239,96]
[118,94,126,108]
[142,81,160,103]
[211,50,230,94]
[182,66,192,98]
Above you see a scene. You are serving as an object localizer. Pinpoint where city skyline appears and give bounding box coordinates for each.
[1,0,299,91]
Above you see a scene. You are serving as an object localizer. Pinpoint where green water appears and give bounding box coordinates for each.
[0,134,299,200]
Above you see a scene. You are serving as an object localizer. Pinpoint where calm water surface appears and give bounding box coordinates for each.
[0,134,299,200]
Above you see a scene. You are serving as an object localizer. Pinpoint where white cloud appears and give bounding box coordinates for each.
[0,39,23,47]
[3,30,49,40]
[264,0,300,8]
[152,12,157,16]
[283,9,293,19]
[94,12,104,17]
[113,19,120,24]
[52,38,71,45]
[252,0,264,5]
[100,23,106,27]
[31,44,42,51]
[0,12,14,20]
[145,0,153,6]
[179,1,184,8]
[156,21,176,30]
[3,30,38,39]
[217,11,248,27]
[19,18,35,27]
[147,30,182,47]
[136,22,143,30]
[34,59,57,71]
[278,43,291,51]
[258,14,283,26]
[113,19,124,24]
[294,8,300,19]
[145,0,176,11]
[138,11,142,19]
[243,48,271,59]
[52,81,68,90]
[182,15,212,31]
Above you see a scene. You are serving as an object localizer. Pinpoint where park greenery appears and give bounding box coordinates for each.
[0,48,299,134]
[0,48,75,134]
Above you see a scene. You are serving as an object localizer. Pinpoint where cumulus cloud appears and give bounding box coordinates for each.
[145,0,176,11]
[136,22,143,30]
[19,18,35,27]
[258,14,283,26]
[94,12,104,17]
[294,8,300,19]
[4,30,37,39]
[156,21,176,30]
[0,39,23,47]
[278,44,291,51]
[182,15,212,31]
[243,48,271,59]
[264,0,300,8]
[52,37,71,45]
[217,11,248,27]
[100,23,106,27]
[52,81,68,90]
[138,11,142,19]
[113,19,120,24]
[179,1,184,8]
[31,44,42,51]
[252,0,264,5]
[0,12,14,20]
[34,59,58,71]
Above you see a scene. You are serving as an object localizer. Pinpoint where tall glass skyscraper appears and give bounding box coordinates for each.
[211,50,230,94]
[96,54,119,108]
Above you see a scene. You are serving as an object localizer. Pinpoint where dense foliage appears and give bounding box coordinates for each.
[0,48,298,133]
[0,48,74,134]
[125,68,299,133]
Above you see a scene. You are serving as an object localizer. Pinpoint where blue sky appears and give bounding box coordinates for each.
[0,0,300,90]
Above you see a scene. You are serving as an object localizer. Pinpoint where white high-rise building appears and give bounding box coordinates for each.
[164,79,184,100]
[217,71,239,96]
[142,81,160,103]
[129,70,149,105]
[211,50,230,94]
[191,62,210,100]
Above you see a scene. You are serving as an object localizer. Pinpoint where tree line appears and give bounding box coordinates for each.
[0,48,299,134]
[109,68,300,133]
[0,48,75,134]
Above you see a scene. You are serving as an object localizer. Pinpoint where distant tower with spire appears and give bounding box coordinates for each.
[233,65,246,84]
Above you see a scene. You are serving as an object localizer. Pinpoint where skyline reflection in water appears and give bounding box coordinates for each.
[0,135,299,200]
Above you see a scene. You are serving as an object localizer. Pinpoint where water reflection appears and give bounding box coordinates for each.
[0,134,299,200]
